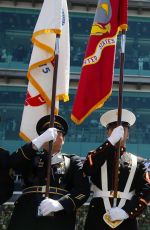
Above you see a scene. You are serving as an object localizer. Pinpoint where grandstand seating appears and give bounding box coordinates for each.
[0,2,150,230]
[0,9,150,75]
[0,7,150,158]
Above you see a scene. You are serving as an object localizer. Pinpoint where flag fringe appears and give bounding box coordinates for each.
[56,94,69,102]
[119,24,128,31]
[32,29,61,53]
[28,72,69,105]
[71,90,112,125]
[28,29,69,106]
[28,57,53,71]
[19,131,31,142]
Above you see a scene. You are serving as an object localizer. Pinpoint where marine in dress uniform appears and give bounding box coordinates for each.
[6,115,90,230]
[83,109,150,230]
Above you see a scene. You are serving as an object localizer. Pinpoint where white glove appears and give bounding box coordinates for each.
[108,126,124,146]
[109,207,129,221]
[32,128,57,150]
[38,198,64,216]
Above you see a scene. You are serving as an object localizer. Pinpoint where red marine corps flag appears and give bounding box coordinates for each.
[20,0,70,141]
[71,0,128,124]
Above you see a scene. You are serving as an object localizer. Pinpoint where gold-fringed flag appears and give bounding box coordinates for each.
[20,0,70,141]
[71,0,128,124]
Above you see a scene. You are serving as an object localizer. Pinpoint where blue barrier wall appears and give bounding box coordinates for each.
[0,86,150,159]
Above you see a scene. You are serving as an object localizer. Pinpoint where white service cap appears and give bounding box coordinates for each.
[100,109,136,127]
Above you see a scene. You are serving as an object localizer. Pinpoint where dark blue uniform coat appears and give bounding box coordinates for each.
[0,148,14,205]
[2,143,90,230]
[83,141,150,230]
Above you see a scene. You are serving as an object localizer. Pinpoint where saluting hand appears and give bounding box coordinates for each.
[108,126,124,146]
[32,128,58,150]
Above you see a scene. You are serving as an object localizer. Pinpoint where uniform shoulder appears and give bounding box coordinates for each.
[144,160,150,171]
[136,155,144,162]
[62,153,81,160]
[0,147,6,151]
[130,153,144,161]
[62,153,76,157]
[0,147,9,155]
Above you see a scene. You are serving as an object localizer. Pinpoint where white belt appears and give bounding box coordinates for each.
[99,153,137,211]
[92,185,135,200]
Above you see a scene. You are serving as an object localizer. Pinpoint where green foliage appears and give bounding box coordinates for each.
[0,204,150,230]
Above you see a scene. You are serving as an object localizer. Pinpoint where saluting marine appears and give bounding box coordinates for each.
[3,115,90,230]
[83,109,150,230]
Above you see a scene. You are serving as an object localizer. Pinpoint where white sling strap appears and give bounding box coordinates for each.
[99,153,137,211]
[91,186,135,200]
[118,153,137,208]
[101,161,111,211]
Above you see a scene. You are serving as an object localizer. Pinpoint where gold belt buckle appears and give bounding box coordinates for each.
[117,191,120,198]
[110,191,120,198]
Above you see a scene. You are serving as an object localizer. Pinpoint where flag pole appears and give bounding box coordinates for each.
[45,34,60,198]
[113,29,126,207]
[103,29,126,229]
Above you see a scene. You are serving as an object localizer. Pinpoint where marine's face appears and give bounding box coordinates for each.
[107,125,129,146]
[43,131,65,154]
